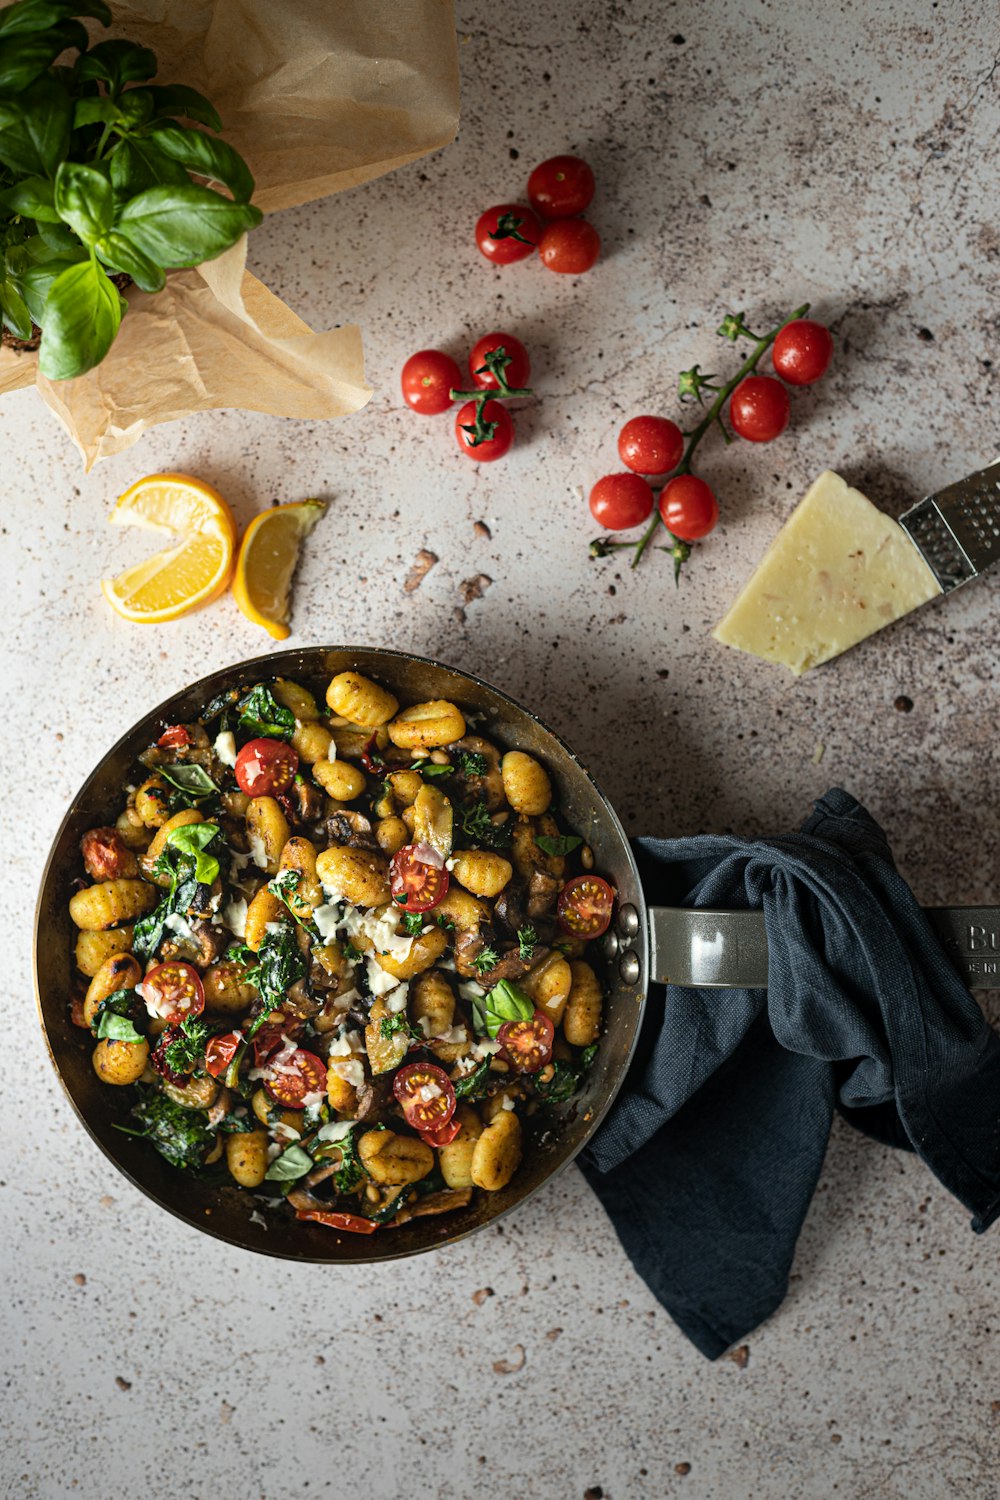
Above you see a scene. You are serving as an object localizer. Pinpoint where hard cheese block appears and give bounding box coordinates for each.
[713,470,942,675]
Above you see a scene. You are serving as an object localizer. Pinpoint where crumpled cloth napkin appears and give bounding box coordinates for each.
[580,788,1000,1359]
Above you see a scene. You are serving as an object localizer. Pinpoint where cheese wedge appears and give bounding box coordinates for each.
[712,470,942,674]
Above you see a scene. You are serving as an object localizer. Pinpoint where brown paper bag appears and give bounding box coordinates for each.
[0,0,460,467]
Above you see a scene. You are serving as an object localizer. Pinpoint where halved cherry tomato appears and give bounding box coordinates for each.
[589,473,655,530]
[527,155,596,219]
[468,331,531,392]
[157,725,191,749]
[252,1021,294,1068]
[419,1115,462,1147]
[729,375,790,443]
[454,400,514,462]
[618,415,684,476]
[235,737,298,797]
[557,875,615,938]
[658,474,719,541]
[475,203,541,264]
[295,1209,378,1235]
[771,318,833,386]
[390,845,450,912]
[393,1062,456,1131]
[264,1048,328,1109]
[498,1009,555,1073]
[205,1031,243,1078]
[401,349,462,415]
[538,218,600,274]
[141,961,205,1024]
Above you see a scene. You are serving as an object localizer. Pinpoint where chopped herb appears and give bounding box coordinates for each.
[472,945,500,976]
[453,1057,493,1100]
[434,912,456,931]
[225,942,258,968]
[119,1088,213,1172]
[459,799,512,851]
[264,1143,314,1183]
[535,833,584,858]
[456,750,488,777]
[237,683,295,741]
[379,1014,421,1042]
[343,940,363,963]
[517,925,538,962]
[401,912,425,936]
[471,978,535,1038]
[161,1015,213,1077]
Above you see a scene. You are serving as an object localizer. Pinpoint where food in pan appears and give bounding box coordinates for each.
[68,670,611,1233]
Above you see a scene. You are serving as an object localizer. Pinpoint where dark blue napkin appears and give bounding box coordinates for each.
[580,788,1000,1360]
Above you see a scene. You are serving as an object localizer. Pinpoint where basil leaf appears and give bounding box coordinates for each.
[94,231,165,294]
[414,761,451,780]
[0,284,33,340]
[0,175,60,222]
[535,834,583,858]
[0,25,77,93]
[75,38,156,90]
[0,2,110,36]
[159,762,218,799]
[54,161,114,245]
[264,1144,314,1183]
[147,124,254,204]
[165,822,222,884]
[0,76,72,176]
[37,257,122,380]
[109,137,189,203]
[144,84,222,133]
[481,979,534,1038]
[237,683,295,741]
[34,219,80,254]
[73,96,122,130]
[116,89,153,130]
[96,1010,144,1043]
[18,250,86,322]
[453,1056,493,1100]
[116,184,262,268]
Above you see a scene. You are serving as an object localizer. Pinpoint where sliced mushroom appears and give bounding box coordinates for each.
[526,870,560,919]
[385,1186,474,1226]
[325,811,377,850]
[446,736,505,811]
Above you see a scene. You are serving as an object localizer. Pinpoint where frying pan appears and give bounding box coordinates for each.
[35,646,652,1263]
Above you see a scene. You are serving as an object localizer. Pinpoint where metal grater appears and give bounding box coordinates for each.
[899,459,1000,592]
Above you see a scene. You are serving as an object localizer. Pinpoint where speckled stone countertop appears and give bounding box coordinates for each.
[3,2,999,1497]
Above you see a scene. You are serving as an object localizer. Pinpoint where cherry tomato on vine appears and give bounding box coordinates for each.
[468,331,531,391]
[771,318,833,386]
[157,725,191,749]
[589,473,655,530]
[454,400,514,462]
[205,1032,242,1078]
[389,844,450,912]
[617,415,684,476]
[527,155,596,219]
[295,1209,377,1235]
[658,475,719,541]
[475,203,541,264]
[141,961,205,1024]
[729,375,790,443]
[393,1062,457,1131]
[538,218,600,275]
[498,1010,555,1073]
[557,875,615,938]
[235,737,298,797]
[264,1048,328,1109]
[401,349,462,415]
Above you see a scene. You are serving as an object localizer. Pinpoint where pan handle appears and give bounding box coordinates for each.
[648,905,1000,991]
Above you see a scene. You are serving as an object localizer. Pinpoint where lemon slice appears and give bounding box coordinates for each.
[232,500,327,640]
[101,473,238,624]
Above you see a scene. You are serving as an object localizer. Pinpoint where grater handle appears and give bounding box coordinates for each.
[899,459,1000,593]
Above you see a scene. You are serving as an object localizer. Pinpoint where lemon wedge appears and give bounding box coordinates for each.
[232,500,326,640]
[101,473,238,624]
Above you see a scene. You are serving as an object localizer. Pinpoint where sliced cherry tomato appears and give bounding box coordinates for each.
[617,415,684,476]
[252,1021,295,1068]
[150,1026,187,1084]
[771,318,833,386]
[475,203,541,264]
[157,725,191,749]
[454,400,514,462]
[729,375,790,443]
[393,1062,456,1131]
[468,331,531,392]
[498,1009,555,1074]
[389,844,450,912]
[538,218,600,275]
[557,875,615,938]
[235,737,298,797]
[589,473,655,530]
[658,474,719,541]
[360,733,385,775]
[205,1031,243,1078]
[401,349,462,415]
[419,1115,462,1147]
[295,1209,378,1235]
[527,155,596,219]
[264,1048,328,1109]
[141,961,205,1024]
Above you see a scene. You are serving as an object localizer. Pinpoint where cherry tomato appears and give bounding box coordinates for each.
[389,844,450,912]
[80,826,133,881]
[360,733,385,775]
[527,155,596,219]
[393,1062,457,1131]
[498,1009,555,1073]
[157,725,191,749]
[205,1031,242,1078]
[589,473,655,530]
[252,1022,297,1068]
[401,349,462,415]
[618,415,684,476]
[771,318,833,386]
[557,875,615,938]
[538,218,600,275]
[658,475,719,541]
[141,961,205,1024]
[729,375,790,443]
[454,400,514,462]
[419,1115,462,1147]
[235,737,298,797]
[468,331,531,392]
[475,203,541,264]
[264,1048,328,1109]
[150,1027,188,1083]
[295,1209,377,1235]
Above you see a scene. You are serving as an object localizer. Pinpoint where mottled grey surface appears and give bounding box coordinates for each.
[3,1,1000,1496]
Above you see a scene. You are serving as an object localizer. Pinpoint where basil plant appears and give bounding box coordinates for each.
[0,0,261,379]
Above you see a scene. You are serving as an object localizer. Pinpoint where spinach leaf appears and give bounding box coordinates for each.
[158,761,219,812]
[535,834,584,858]
[533,1044,598,1104]
[264,1143,313,1183]
[201,687,240,723]
[453,1056,493,1100]
[90,986,145,1039]
[471,979,534,1038]
[315,1125,364,1194]
[254,922,306,1013]
[268,869,316,932]
[122,1088,212,1171]
[236,683,295,741]
[367,1184,418,1225]
[132,826,220,962]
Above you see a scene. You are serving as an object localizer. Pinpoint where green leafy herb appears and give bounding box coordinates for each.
[434,912,456,931]
[160,1014,212,1076]
[264,1143,313,1183]
[367,1184,418,1225]
[535,833,583,859]
[471,945,500,976]
[91,986,145,1039]
[379,1014,421,1043]
[132,869,197,964]
[236,683,295,741]
[163,821,223,884]
[96,1009,143,1043]
[268,868,316,932]
[517,925,538,962]
[225,941,257,967]
[456,750,488,777]
[411,760,451,780]
[459,799,512,851]
[453,1056,493,1100]
[120,1086,212,1171]
[253,921,306,1016]
[216,1110,255,1135]
[342,940,363,963]
[158,761,218,810]
[533,1044,598,1103]
[472,978,535,1038]
[320,1126,364,1194]
[401,912,424,936]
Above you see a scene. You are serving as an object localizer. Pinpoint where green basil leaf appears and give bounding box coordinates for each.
[264,1144,314,1183]
[54,161,113,244]
[96,1010,144,1043]
[165,821,222,885]
[18,249,87,321]
[0,22,82,92]
[34,219,80,254]
[94,230,165,293]
[143,83,222,133]
[0,2,111,36]
[535,834,583,858]
[73,95,122,130]
[116,88,153,130]
[0,283,33,339]
[37,257,122,380]
[0,175,60,222]
[0,75,72,175]
[75,38,156,90]
[108,137,189,204]
[482,979,535,1038]
[453,1056,493,1100]
[158,762,218,799]
[116,184,262,268]
[147,124,254,204]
